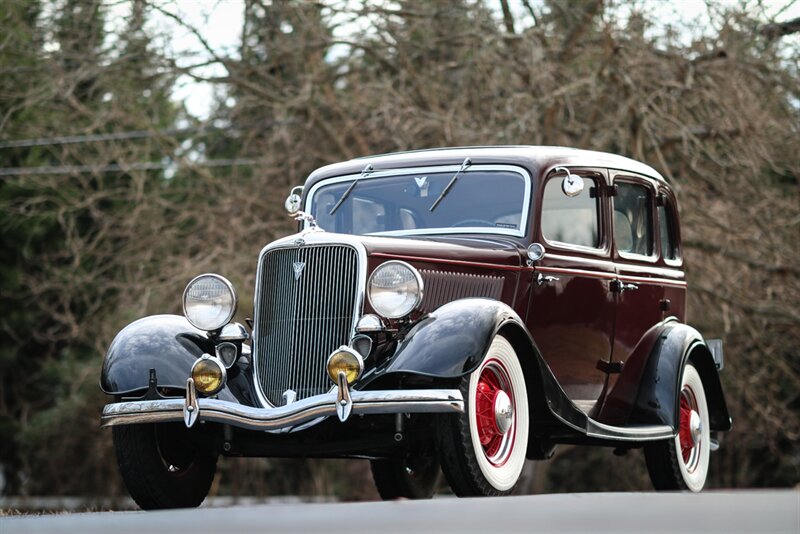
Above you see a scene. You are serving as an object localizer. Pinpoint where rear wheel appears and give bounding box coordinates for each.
[370,453,440,499]
[437,335,529,496]
[645,362,710,492]
[113,423,218,509]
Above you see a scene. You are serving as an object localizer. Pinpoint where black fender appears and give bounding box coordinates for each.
[100,314,256,405]
[363,298,589,454]
[373,299,527,379]
[627,321,732,432]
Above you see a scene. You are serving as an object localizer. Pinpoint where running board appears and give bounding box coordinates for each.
[585,419,674,442]
[536,353,675,443]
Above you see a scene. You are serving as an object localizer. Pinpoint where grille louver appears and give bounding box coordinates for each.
[419,270,504,313]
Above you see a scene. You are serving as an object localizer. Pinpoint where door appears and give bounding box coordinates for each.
[597,178,689,425]
[608,176,665,369]
[529,168,614,412]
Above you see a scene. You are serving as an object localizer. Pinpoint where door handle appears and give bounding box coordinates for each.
[611,280,639,293]
[537,273,560,286]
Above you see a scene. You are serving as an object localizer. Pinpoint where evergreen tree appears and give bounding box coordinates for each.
[0,0,180,496]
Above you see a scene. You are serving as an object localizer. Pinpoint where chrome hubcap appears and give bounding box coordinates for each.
[689,410,702,444]
[494,390,513,435]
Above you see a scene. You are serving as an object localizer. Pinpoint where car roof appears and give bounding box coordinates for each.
[305,146,667,187]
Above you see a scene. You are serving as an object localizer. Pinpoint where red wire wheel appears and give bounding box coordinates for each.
[474,359,516,466]
[644,362,710,492]
[678,385,703,472]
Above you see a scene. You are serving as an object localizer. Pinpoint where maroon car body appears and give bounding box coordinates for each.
[101,146,731,508]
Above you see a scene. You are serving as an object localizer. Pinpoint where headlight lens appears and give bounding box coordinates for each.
[367,261,423,319]
[183,274,237,331]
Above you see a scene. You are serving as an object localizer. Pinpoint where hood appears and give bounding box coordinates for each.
[359,233,523,268]
[264,231,525,268]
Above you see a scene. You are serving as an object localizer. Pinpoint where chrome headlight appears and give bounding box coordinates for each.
[183,274,237,331]
[367,261,423,319]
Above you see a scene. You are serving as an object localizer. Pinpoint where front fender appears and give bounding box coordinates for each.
[373,298,526,379]
[100,315,257,406]
[101,315,214,395]
[362,298,589,454]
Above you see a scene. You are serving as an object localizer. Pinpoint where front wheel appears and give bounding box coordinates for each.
[437,335,529,496]
[644,362,710,492]
[113,423,218,509]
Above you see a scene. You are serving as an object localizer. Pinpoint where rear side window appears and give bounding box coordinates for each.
[541,176,600,248]
[658,202,678,260]
[614,182,653,256]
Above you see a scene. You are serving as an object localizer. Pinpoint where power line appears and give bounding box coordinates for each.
[0,126,226,150]
[0,158,267,177]
[0,119,295,150]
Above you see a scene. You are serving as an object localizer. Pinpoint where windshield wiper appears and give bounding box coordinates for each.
[429,157,471,212]
[329,164,374,215]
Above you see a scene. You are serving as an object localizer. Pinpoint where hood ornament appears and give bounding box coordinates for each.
[292,211,324,232]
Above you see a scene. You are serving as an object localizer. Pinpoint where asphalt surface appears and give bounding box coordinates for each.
[2,490,798,533]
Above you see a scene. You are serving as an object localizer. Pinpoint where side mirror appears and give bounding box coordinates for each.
[284,185,304,214]
[555,166,584,197]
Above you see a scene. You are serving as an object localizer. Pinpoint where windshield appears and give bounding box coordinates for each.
[306,165,531,237]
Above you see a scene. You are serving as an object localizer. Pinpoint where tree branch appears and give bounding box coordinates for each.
[759,17,800,40]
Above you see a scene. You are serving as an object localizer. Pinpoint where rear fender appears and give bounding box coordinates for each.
[625,322,732,432]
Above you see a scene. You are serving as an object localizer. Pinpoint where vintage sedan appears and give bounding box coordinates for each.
[101,146,731,508]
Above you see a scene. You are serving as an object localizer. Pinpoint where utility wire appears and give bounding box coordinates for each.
[0,126,226,149]
[0,158,267,177]
[0,119,295,150]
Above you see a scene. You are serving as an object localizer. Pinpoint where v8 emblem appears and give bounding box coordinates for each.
[293,261,305,280]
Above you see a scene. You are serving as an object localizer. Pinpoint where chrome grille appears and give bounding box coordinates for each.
[254,244,359,406]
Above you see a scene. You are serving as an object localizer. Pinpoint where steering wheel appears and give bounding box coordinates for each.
[451,219,495,228]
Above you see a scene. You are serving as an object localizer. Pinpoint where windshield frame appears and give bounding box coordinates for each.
[303,164,533,238]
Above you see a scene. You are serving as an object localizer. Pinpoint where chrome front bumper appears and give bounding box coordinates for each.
[101,388,464,432]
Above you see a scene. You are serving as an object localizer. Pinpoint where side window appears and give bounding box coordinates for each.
[614,181,653,256]
[658,200,678,260]
[541,176,600,248]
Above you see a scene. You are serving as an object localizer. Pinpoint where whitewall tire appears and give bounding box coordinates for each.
[438,335,529,496]
[645,362,710,492]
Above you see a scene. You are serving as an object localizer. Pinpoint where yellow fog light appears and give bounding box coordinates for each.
[191,355,226,395]
[326,346,364,385]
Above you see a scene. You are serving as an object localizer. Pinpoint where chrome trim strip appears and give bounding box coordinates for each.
[537,266,687,286]
[370,252,523,272]
[101,389,465,432]
[537,266,688,288]
[303,164,533,239]
[365,228,524,238]
[251,232,368,408]
[543,253,687,278]
[537,266,616,279]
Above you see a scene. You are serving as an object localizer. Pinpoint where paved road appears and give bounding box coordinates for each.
[2,490,798,533]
